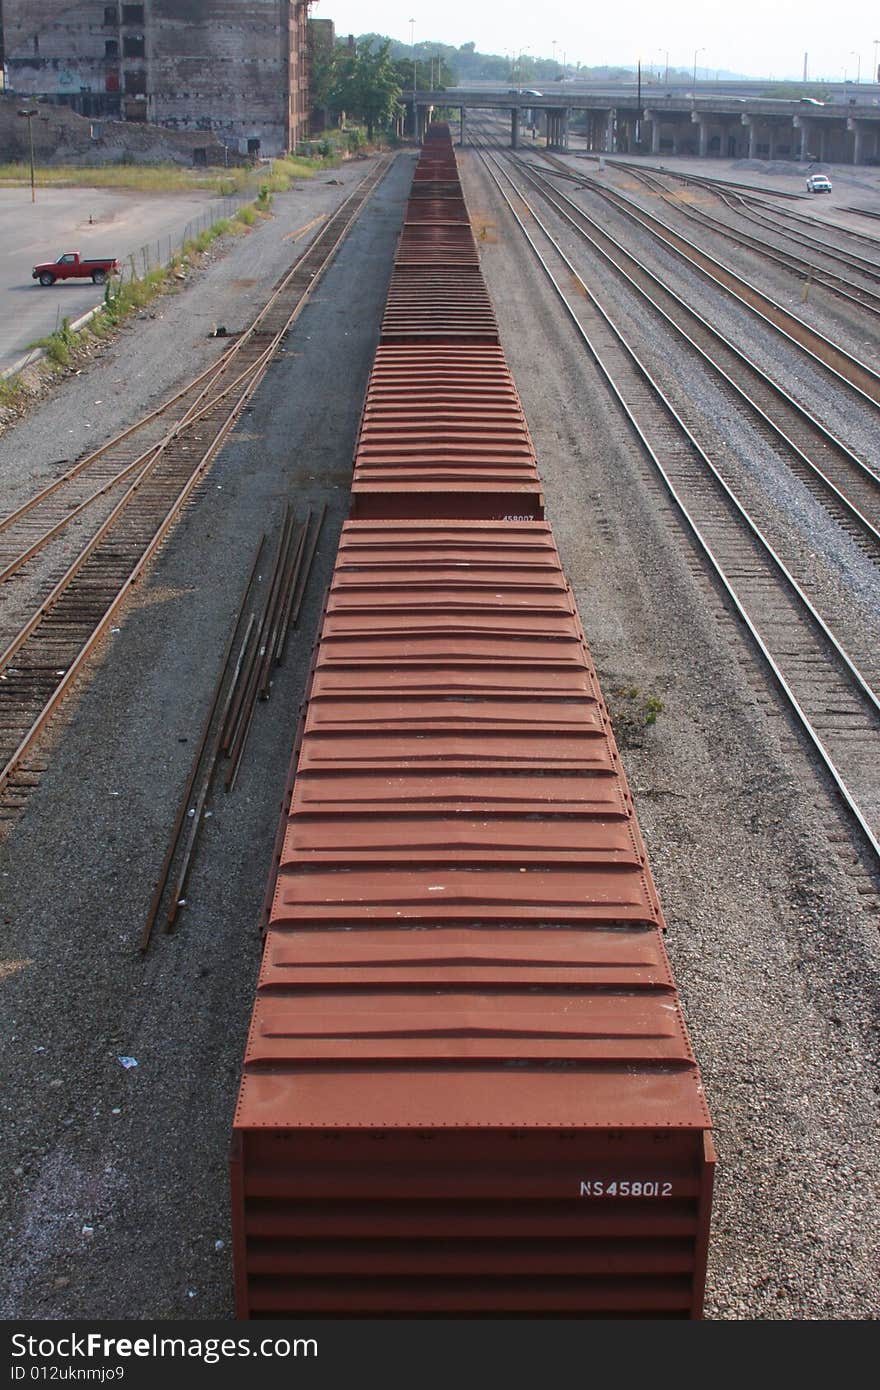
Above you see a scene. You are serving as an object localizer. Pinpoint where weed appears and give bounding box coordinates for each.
[0,374,23,409]
[34,317,76,368]
[607,684,665,747]
[643,696,664,726]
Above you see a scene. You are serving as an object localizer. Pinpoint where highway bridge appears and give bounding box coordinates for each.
[405,85,880,163]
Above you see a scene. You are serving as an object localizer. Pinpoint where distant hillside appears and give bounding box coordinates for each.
[344,35,744,84]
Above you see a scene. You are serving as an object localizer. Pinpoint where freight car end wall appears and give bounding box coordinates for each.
[231,125,714,1319]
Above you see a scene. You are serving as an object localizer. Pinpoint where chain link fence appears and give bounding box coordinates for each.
[115,185,261,284]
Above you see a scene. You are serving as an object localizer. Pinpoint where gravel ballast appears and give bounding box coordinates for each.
[1,144,878,1322]
[460,148,880,1321]
[0,153,415,1320]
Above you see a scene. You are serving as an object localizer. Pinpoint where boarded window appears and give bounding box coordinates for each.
[122,35,145,58]
[121,4,144,22]
[105,39,118,57]
[104,6,117,24]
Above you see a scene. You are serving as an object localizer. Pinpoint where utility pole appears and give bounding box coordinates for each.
[18,108,37,203]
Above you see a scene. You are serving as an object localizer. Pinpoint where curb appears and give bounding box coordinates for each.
[1,302,104,381]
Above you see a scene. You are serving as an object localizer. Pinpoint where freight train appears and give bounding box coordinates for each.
[230,124,715,1319]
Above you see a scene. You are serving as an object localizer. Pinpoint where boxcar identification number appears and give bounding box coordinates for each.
[579,1180,672,1197]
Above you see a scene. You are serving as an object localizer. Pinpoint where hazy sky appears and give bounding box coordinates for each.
[317,2,879,84]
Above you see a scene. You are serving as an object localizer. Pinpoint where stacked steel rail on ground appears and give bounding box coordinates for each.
[231,124,715,1319]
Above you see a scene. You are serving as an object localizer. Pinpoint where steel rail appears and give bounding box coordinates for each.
[595,156,880,259]
[471,134,880,864]
[0,157,392,815]
[511,137,880,409]
[0,361,259,797]
[140,537,265,952]
[0,160,390,581]
[569,173,880,407]
[565,161,880,316]
[0,351,237,533]
[0,351,272,591]
[710,189,880,277]
[501,147,880,554]
[567,154,880,287]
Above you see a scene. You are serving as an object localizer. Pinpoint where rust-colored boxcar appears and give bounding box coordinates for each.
[230,125,714,1319]
[351,347,543,520]
[231,522,715,1318]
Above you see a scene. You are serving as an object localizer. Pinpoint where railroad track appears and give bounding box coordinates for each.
[471,133,880,865]
[596,156,880,258]
[538,162,880,400]
[589,163,880,317]
[503,148,880,560]
[0,155,392,827]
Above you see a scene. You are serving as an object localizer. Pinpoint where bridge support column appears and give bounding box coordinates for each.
[560,108,569,149]
[511,108,519,149]
[691,110,709,156]
[848,116,866,164]
[605,108,616,152]
[742,114,758,158]
[460,107,467,146]
[644,109,660,153]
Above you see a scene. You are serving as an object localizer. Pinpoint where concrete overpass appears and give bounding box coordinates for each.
[406,88,880,164]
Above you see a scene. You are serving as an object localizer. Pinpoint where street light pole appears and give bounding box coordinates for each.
[18,109,36,203]
[693,47,705,92]
[409,18,416,139]
[874,39,880,84]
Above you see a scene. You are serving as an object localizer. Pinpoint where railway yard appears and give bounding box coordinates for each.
[1,133,879,1320]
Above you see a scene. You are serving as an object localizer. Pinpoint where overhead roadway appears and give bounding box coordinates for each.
[406,87,880,163]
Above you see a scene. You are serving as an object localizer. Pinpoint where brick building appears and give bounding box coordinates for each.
[0,0,314,154]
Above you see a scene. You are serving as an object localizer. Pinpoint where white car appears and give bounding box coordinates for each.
[806,174,832,193]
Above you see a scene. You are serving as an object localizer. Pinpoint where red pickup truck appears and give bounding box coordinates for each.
[32,251,120,287]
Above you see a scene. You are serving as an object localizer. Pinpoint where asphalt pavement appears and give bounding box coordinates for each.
[0,184,244,373]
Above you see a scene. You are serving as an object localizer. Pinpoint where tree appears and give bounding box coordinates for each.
[356,40,403,138]
[315,38,402,141]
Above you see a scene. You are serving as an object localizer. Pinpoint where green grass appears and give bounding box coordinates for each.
[0,374,24,409]
[31,316,77,367]
[0,149,346,196]
[1,140,359,399]
[0,160,254,194]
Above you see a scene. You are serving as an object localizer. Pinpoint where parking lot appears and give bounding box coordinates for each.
[0,184,242,372]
